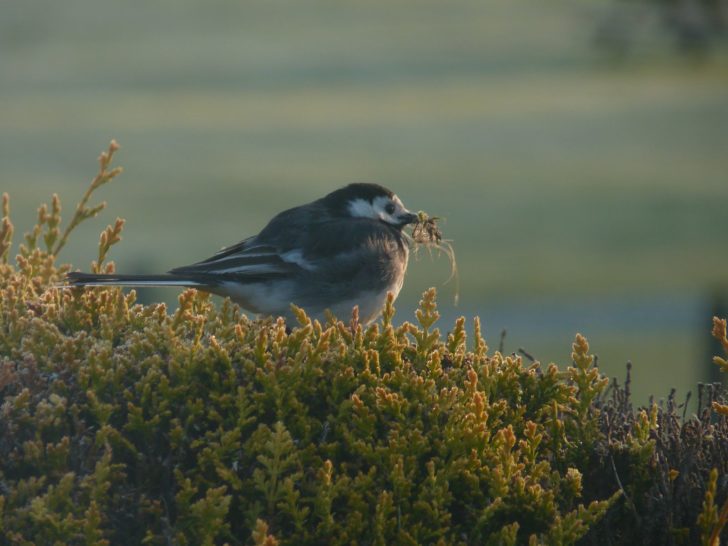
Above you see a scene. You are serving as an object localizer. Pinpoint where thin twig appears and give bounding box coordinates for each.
[681,391,691,423]
[610,454,640,524]
[498,328,507,354]
[518,347,535,363]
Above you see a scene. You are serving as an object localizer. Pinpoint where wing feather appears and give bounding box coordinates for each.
[169,201,405,284]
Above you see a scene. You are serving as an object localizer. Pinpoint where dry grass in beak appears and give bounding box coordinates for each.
[408,211,459,304]
[411,211,443,245]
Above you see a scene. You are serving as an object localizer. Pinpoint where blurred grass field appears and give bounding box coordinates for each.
[2,0,727,405]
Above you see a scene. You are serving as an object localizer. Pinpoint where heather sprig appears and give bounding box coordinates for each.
[53,139,123,257]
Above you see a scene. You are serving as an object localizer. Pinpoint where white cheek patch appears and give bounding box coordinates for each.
[348,198,379,219]
[349,194,408,225]
[372,195,392,211]
[372,195,396,222]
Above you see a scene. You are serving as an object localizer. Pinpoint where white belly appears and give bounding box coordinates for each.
[327,277,405,325]
[218,244,408,325]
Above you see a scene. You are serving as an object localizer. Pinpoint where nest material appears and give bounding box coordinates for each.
[411,211,443,245]
[408,211,459,304]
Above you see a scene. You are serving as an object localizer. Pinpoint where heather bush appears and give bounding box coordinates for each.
[581,339,728,545]
[0,143,725,545]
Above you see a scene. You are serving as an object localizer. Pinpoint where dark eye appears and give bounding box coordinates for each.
[385,203,396,214]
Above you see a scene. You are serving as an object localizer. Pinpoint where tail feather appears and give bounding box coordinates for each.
[65,272,207,288]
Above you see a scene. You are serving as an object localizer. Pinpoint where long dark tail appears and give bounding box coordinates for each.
[65,272,209,288]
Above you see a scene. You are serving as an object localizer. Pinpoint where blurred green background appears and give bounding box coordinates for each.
[2,0,727,405]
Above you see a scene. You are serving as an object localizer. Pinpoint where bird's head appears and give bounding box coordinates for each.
[323,183,418,229]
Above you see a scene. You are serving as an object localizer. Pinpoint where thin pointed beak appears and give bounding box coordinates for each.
[400,212,418,225]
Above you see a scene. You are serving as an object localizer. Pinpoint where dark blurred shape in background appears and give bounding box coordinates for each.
[2,0,727,406]
[595,0,728,57]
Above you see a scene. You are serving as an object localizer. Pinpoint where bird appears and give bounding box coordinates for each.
[67,183,419,324]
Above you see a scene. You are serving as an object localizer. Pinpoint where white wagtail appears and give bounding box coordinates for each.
[67,183,419,324]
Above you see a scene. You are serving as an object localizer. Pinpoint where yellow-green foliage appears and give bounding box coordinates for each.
[694,318,728,546]
[6,142,706,545]
[711,318,728,417]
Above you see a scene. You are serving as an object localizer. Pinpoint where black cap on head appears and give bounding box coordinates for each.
[322,183,394,214]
